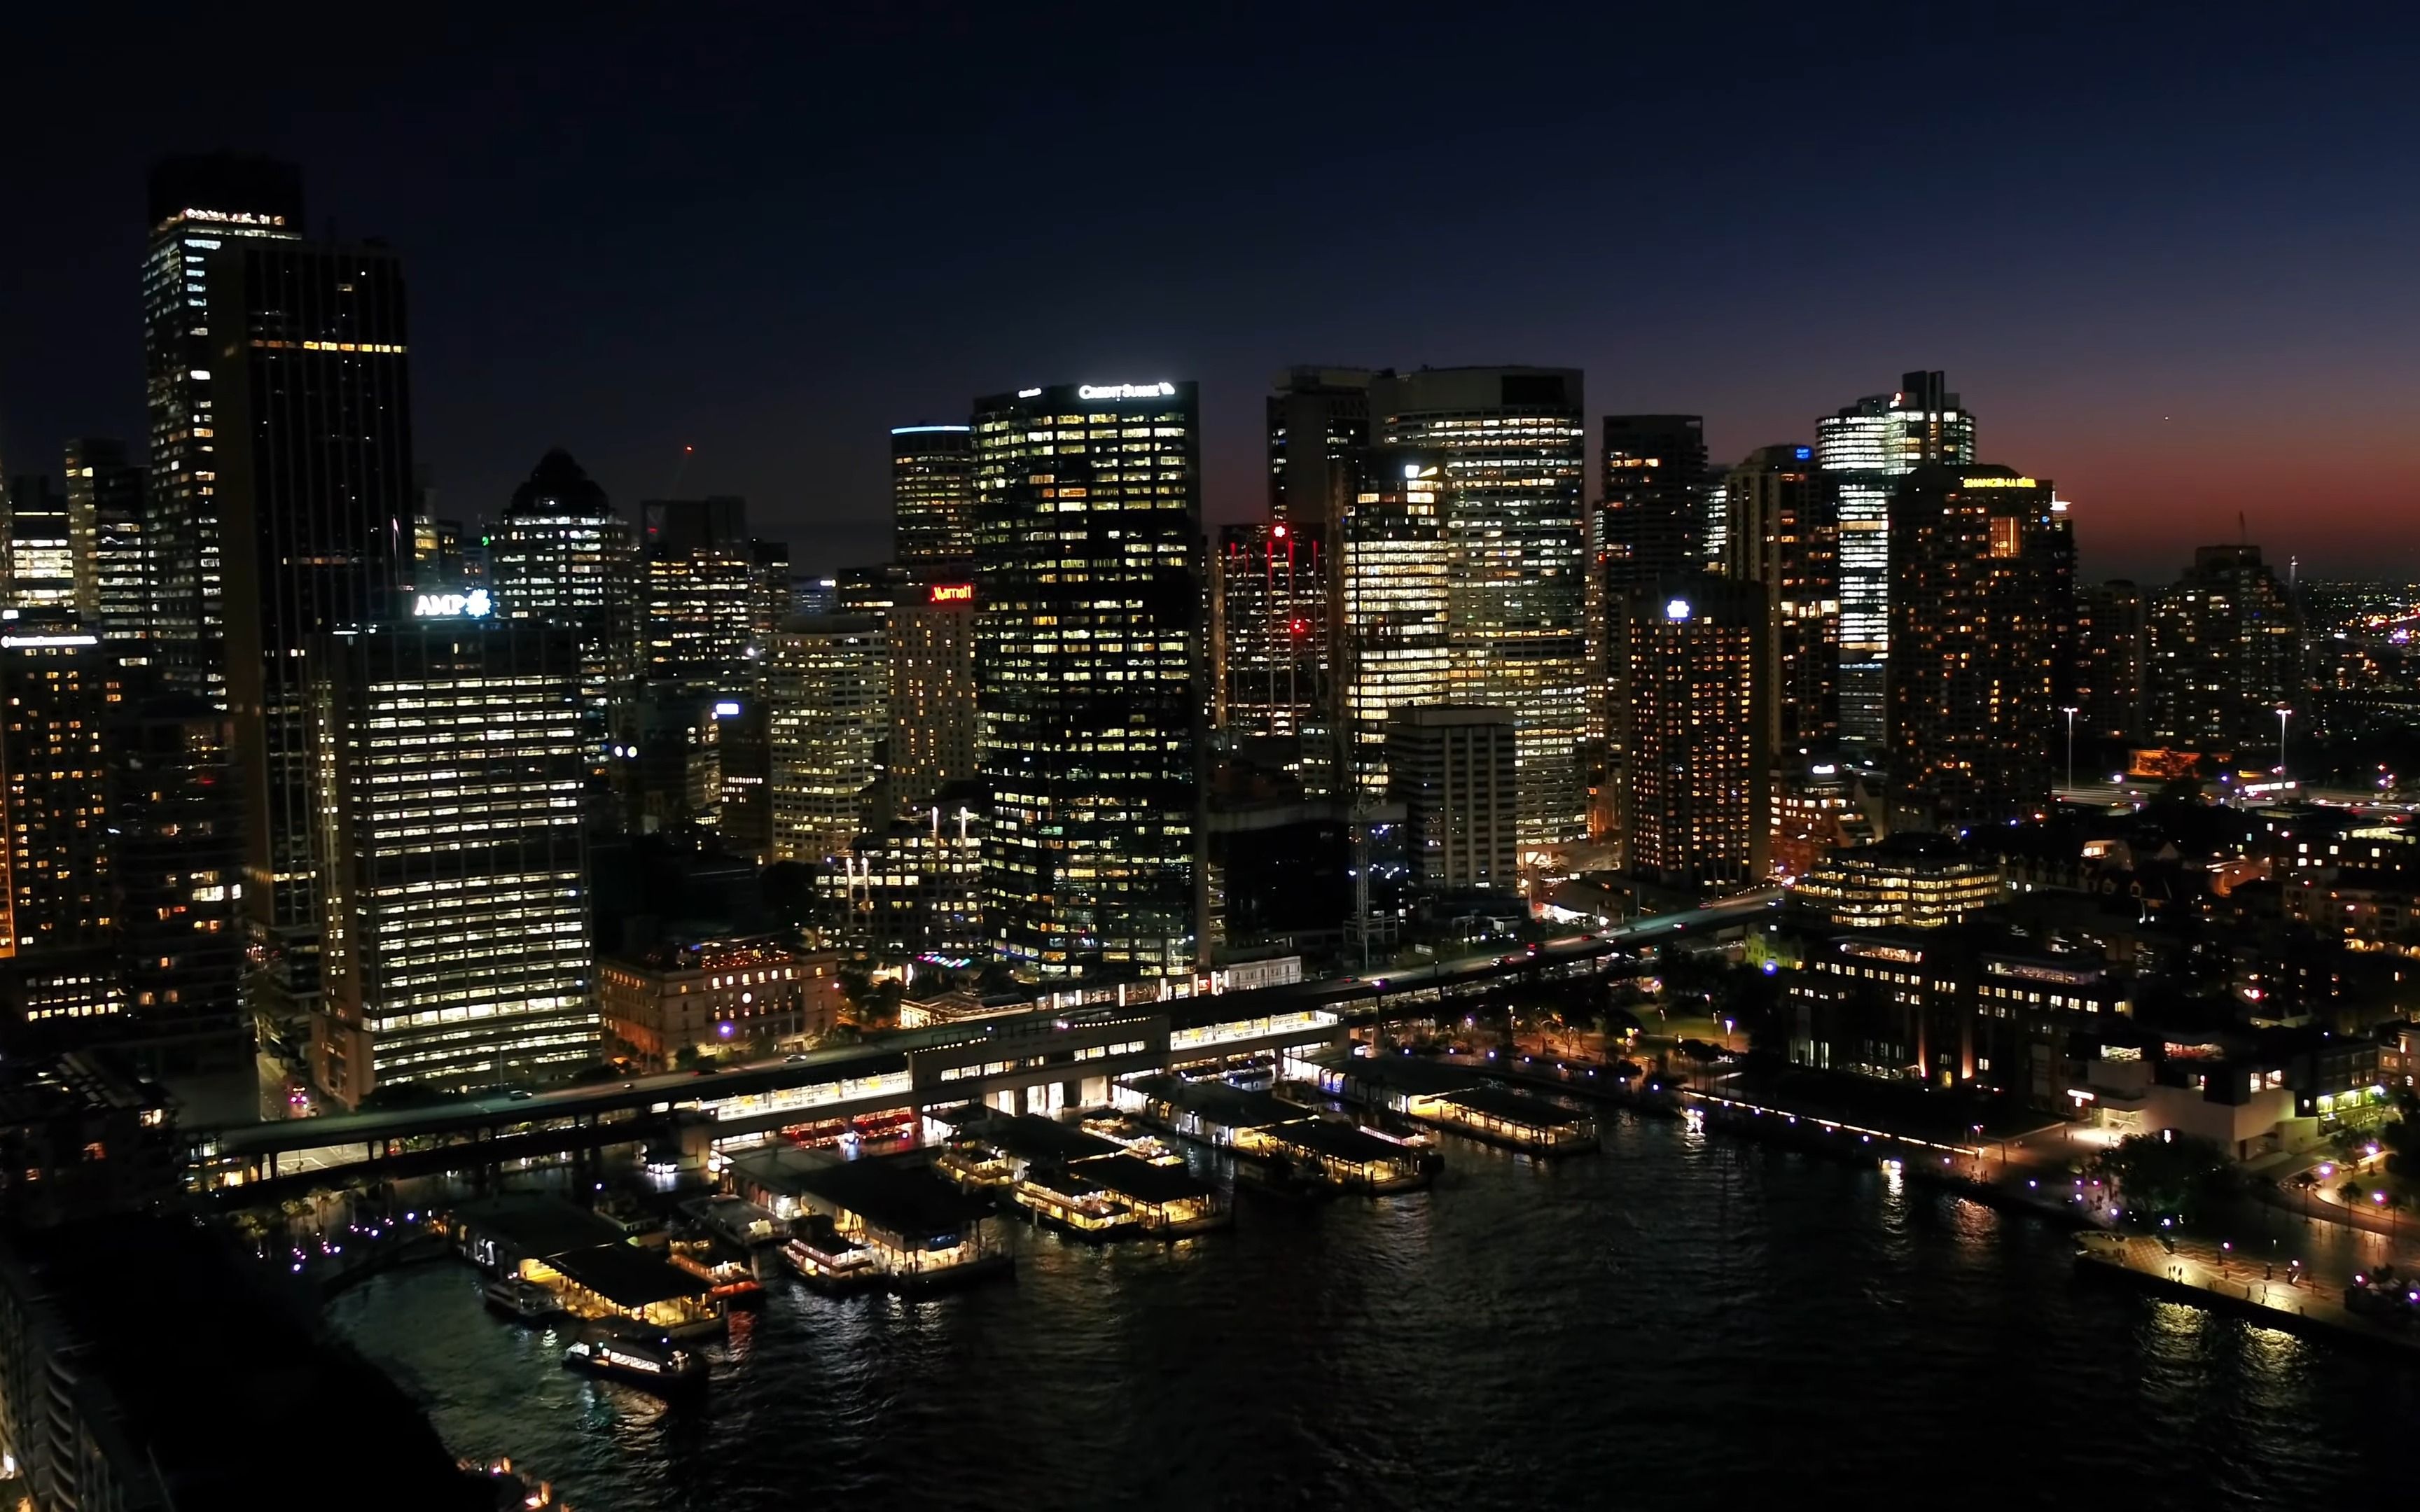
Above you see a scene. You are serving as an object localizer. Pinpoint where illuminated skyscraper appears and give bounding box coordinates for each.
[1370,367,1588,846]
[1887,465,2071,832]
[209,237,415,1026]
[1817,370,1976,747]
[1214,522,1328,739]
[640,496,757,688]
[1339,456,1452,797]
[310,617,593,1104]
[1267,368,1372,534]
[489,449,637,737]
[973,379,1201,979]
[1722,444,1839,751]
[2146,545,2302,753]
[0,622,122,1043]
[142,155,303,698]
[0,477,75,614]
[767,613,887,862]
[885,579,978,816]
[64,440,151,651]
[891,425,976,564]
[1617,575,1767,890]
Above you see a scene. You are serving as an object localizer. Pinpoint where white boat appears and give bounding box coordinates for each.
[561,1332,706,1392]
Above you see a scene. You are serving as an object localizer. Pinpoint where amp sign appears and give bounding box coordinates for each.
[413,589,492,619]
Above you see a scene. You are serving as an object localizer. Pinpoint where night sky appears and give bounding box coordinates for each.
[7,4,2414,581]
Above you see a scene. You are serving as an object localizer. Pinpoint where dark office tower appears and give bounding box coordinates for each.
[1,476,76,615]
[640,496,756,687]
[1214,522,1328,738]
[973,379,1202,980]
[64,440,150,652]
[1267,368,1372,535]
[1817,370,1977,748]
[0,622,120,1045]
[1370,366,1589,846]
[108,695,245,1071]
[716,696,775,862]
[142,155,305,698]
[310,618,594,1105]
[1617,575,1767,890]
[207,238,414,1028]
[886,579,978,817]
[1887,465,2071,832]
[1386,705,1520,892]
[892,425,976,564]
[1340,454,1452,798]
[2078,581,2148,742]
[1723,444,1840,750]
[2145,545,2302,754]
[1592,414,1711,755]
[1597,416,1711,590]
[749,539,792,652]
[489,448,638,746]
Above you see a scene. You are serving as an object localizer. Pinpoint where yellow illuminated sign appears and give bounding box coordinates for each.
[1959,476,2038,489]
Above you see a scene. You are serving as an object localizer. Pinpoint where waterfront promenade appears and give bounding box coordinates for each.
[1661,1069,2420,1355]
[2073,1231,2420,1355]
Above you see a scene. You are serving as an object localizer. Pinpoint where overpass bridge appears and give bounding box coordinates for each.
[193,895,1775,1201]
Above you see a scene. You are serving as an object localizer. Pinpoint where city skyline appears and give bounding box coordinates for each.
[6,10,2416,582]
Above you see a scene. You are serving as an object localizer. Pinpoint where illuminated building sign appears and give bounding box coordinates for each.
[1843,942,1924,965]
[1077,382,1177,400]
[929,583,974,603]
[412,589,492,619]
[1664,598,1692,622]
[1959,476,2039,489]
[174,208,288,227]
[714,701,742,718]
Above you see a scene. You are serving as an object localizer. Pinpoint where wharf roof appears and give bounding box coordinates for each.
[759,1151,993,1242]
[1076,1153,1212,1205]
[1442,1086,1588,1128]
[1123,1073,1294,1129]
[1260,1117,1424,1166]
[545,1242,711,1308]
[1312,1048,1477,1096]
[977,1113,1123,1164]
[452,1194,625,1257]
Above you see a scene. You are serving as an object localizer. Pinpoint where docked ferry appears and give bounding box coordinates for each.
[561,1331,707,1392]
[482,1275,559,1322]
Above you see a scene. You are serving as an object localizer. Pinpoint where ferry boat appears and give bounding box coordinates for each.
[561,1331,707,1393]
[483,1275,559,1322]
[781,1230,882,1293]
[668,1240,765,1307]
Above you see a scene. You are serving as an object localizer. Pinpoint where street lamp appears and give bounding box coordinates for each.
[2060,706,2079,795]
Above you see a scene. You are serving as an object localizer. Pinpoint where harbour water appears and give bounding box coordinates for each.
[327,1110,2414,1508]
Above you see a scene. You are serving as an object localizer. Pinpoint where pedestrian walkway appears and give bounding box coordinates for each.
[2073,1231,2418,1354]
